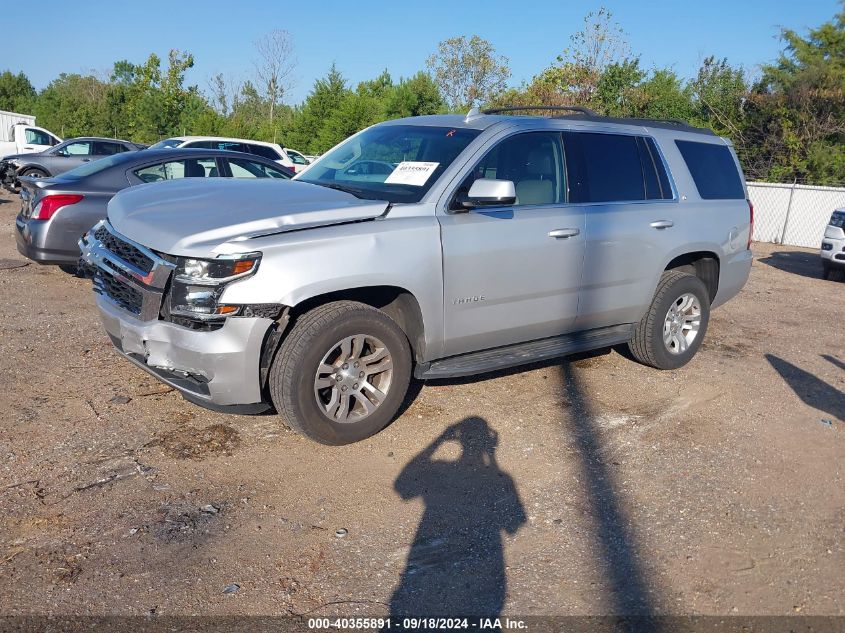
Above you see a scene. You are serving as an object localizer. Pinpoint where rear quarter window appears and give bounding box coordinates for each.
[675,140,745,200]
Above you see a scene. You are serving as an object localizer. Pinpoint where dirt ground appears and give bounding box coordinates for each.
[0,187,843,620]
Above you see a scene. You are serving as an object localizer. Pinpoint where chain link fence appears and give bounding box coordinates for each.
[747,182,845,249]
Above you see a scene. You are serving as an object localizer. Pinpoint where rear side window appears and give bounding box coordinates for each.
[675,140,744,200]
[247,144,282,161]
[93,142,127,155]
[134,158,219,182]
[562,132,672,203]
[564,132,642,202]
[228,158,291,179]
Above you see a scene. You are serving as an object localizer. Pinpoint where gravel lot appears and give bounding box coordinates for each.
[0,187,843,619]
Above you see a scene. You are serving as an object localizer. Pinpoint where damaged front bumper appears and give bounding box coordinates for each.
[0,161,19,191]
[95,292,274,413]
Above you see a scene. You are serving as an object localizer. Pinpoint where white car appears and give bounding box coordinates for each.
[149,136,302,172]
[821,208,845,280]
[283,148,312,173]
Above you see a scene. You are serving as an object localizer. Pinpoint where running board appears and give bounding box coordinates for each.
[416,325,634,380]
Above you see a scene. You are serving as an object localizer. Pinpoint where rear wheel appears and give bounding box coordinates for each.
[268,301,412,445]
[628,270,710,370]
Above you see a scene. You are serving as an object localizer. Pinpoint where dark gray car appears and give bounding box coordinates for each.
[1,137,146,192]
[15,148,293,267]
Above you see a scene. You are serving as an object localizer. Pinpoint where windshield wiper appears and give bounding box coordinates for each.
[313,182,367,199]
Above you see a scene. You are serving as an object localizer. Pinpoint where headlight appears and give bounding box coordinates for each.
[175,253,260,284]
[167,252,261,320]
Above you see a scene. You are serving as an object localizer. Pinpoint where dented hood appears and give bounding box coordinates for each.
[107,178,389,256]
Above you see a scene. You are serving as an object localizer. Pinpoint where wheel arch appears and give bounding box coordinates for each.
[19,163,51,177]
[664,251,720,303]
[288,285,428,363]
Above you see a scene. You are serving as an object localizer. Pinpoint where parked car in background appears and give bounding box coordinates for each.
[821,208,845,280]
[149,136,304,172]
[78,107,753,445]
[1,137,145,193]
[1,110,62,160]
[283,148,311,172]
[16,148,292,268]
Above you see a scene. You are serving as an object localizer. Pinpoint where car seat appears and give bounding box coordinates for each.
[515,147,555,205]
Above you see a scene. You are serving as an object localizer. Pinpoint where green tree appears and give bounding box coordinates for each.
[637,69,694,121]
[593,59,644,116]
[0,71,36,112]
[427,35,510,110]
[748,7,845,184]
[525,7,630,107]
[286,64,350,153]
[104,50,198,142]
[384,72,445,118]
[33,73,113,138]
[690,56,747,137]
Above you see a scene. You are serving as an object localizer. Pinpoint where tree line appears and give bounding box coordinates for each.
[1,6,843,185]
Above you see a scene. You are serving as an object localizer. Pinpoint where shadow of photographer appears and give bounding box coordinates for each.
[389,416,526,619]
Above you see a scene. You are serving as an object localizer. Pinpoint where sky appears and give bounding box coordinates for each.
[5,0,840,106]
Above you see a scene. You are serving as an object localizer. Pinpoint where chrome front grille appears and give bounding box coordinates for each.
[93,225,155,273]
[79,220,175,321]
[93,268,144,315]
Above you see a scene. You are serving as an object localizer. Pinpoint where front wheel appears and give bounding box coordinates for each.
[22,168,48,179]
[822,261,831,280]
[628,270,711,370]
[268,301,412,445]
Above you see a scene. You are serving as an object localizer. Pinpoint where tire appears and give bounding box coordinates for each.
[628,270,711,370]
[822,262,831,280]
[268,300,412,445]
[58,263,80,276]
[22,168,48,179]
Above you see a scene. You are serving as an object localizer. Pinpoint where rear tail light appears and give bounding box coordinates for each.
[747,198,754,249]
[31,194,84,220]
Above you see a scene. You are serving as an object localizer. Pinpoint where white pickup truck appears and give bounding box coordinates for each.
[0,110,62,158]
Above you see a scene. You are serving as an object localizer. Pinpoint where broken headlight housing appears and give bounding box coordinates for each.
[166,252,261,321]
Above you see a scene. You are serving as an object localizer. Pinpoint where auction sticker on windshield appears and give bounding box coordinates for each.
[384,162,440,186]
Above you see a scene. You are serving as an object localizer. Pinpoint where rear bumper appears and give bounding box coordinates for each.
[712,248,753,309]
[95,294,274,410]
[15,215,80,265]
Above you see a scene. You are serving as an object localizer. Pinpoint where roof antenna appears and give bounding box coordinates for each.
[465,106,483,123]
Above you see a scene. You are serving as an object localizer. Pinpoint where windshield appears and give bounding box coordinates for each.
[148,138,183,149]
[58,153,132,180]
[296,125,480,203]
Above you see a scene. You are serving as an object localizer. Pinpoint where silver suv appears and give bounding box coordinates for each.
[79,107,753,445]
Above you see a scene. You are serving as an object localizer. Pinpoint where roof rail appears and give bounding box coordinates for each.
[482,105,598,116]
[477,105,714,135]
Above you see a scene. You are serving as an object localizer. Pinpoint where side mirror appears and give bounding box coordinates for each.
[462,178,516,209]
